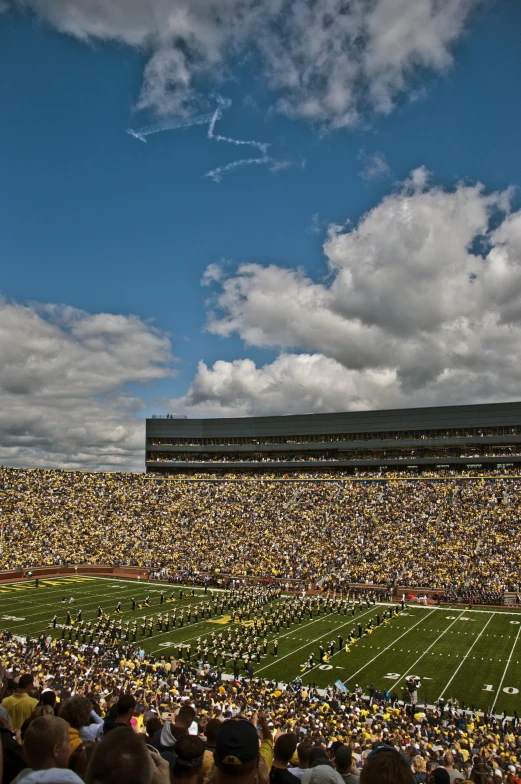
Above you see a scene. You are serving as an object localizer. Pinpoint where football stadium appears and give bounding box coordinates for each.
[2,401,521,783]
[4,4,521,779]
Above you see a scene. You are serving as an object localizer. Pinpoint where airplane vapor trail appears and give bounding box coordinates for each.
[205,154,271,183]
[127,96,271,180]
[126,112,214,143]
[204,95,271,181]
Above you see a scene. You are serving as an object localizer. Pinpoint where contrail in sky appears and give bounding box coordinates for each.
[126,113,214,142]
[205,95,270,183]
[126,96,271,181]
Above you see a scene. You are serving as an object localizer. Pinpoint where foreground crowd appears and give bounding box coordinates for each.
[1,467,520,594]
[2,628,521,784]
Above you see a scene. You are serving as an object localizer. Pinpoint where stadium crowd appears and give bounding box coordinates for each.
[2,466,521,782]
[147,424,521,447]
[2,628,521,784]
[1,467,521,598]
[147,447,521,464]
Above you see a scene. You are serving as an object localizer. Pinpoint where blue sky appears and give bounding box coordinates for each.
[2,0,521,470]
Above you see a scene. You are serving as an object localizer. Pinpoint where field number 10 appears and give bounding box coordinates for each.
[483,685,519,694]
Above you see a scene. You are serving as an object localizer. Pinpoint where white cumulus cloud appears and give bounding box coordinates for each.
[166,354,399,417]
[168,169,521,417]
[0,298,175,471]
[11,0,481,125]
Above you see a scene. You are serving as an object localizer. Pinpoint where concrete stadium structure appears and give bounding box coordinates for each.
[145,401,521,474]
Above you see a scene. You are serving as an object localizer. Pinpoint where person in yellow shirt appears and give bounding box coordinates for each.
[201,718,222,781]
[1,673,38,730]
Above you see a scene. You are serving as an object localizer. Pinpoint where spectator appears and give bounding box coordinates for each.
[171,734,206,784]
[36,692,58,715]
[429,770,451,784]
[254,711,274,773]
[151,704,196,761]
[0,714,26,784]
[68,742,96,782]
[214,717,270,784]
[360,747,415,784]
[102,694,136,735]
[84,726,169,784]
[443,754,462,784]
[12,715,83,784]
[146,717,163,741]
[1,675,38,731]
[412,756,428,784]
[289,744,312,780]
[270,734,299,784]
[201,719,222,780]
[20,706,55,742]
[334,746,358,783]
[301,747,345,784]
[59,696,103,749]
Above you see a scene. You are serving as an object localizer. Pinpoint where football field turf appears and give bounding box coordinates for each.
[2,576,521,717]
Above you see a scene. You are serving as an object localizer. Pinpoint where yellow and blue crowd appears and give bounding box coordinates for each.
[1,467,521,598]
[2,464,521,782]
[2,624,521,784]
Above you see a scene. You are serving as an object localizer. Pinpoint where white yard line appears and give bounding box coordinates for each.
[343,609,438,683]
[254,606,379,676]
[491,623,521,713]
[147,599,291,653]
[2,582,233,639]
[0,583,152,623]
[0,580,210,622]
[7,589,244,639]
[300,608,425,678]
[388,610,467,687]
[89,577,225,592]
[150,605,374,655]
[0,576,209,603]
[0,580,97,602]
[438,613,495,699]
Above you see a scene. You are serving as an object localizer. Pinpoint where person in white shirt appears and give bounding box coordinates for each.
[289,743,311,780]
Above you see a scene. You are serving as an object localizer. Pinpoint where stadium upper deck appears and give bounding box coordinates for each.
[146,401,521,474]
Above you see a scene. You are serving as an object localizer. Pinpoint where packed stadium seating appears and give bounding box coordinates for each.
[2,626,521,784]
[149,446,521,463]
[2,466,521,784]
[1,467,520,596]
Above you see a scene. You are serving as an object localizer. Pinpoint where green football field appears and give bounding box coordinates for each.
[2,576,521,717]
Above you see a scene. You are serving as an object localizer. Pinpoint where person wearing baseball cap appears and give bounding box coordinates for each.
[214,711,273,784]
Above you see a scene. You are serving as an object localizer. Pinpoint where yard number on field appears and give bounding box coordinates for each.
[383,672,519,696]
[483,685,519,694]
